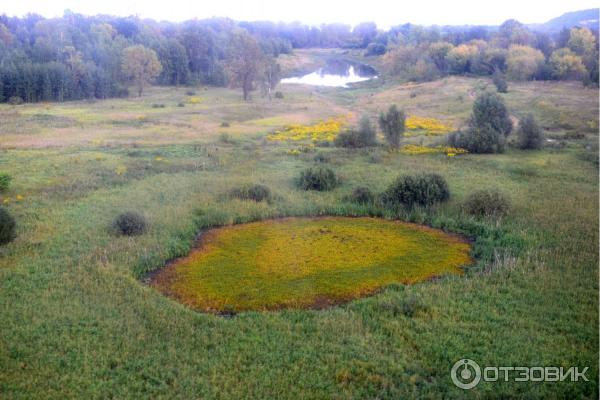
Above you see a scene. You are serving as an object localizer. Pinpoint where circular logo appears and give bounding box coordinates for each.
[451,359,481,389]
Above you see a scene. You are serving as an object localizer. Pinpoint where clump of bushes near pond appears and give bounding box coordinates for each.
[113,211,148,236]
[348,187,375,205]
[381,173,450,208]
[296,167,338,191]
[229,184,272,202]
[463,189,510,218]
[0,206,16,245]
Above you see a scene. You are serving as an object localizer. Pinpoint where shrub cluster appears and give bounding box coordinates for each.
[463,189,510,217]
[334,116,377,148]
[0,206,16,245]
[113,211,147,236]
[448,92,513,154]
[230,184,271,202]
[296,167,338,191]
[348,187,375,204]
[0,173,11,192]
[382,173,450,208]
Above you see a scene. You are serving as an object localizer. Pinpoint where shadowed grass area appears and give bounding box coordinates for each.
[151,217,472,312]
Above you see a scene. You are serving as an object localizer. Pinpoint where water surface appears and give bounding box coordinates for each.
[281,59,377,88]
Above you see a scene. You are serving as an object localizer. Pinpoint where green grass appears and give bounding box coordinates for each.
[0,67,598,398]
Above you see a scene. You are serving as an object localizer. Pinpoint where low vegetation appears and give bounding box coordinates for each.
[463,189,511,218]
[295,167,338,191]
[348,187,375,204]
[113,211,148,236]
[0,206,16,245]
[229,184,271,202]
[0,173,11,192]
[382,173,450,208]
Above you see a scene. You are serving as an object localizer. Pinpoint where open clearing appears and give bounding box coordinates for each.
[0,53,598,398]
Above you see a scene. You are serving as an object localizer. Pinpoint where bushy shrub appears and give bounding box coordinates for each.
[151,103,165,108]
[0,173,11,192]
[463,189,510,217]
[220,121,230,127]
[185,90,196,96]
[296,167,338,191]
[449,92,512,154]
[274,91,284,99]
[335,115,377,148]
[492,69,508,93]
[113,211,147,236]
[448,124,506,154]
[176,102,185,107]
[349,187,374,204]
[382,173,450,208]
[517,114,543,150]
[0,206,16,245]
[230,184,271,202]
[470,92,512,137]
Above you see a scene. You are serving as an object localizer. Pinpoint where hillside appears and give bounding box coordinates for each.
[529,8,599,32]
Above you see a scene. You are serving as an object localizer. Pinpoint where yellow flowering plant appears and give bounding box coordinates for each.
[405,116,453,136]
[400,144,468,156]
[268,117,345,142]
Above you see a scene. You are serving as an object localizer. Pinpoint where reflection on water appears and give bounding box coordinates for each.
[281,60,377,88]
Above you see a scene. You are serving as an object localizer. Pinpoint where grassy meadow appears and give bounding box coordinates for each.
[0,54,598,398]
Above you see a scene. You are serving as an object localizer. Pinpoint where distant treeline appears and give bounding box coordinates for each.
[0,12,597,103]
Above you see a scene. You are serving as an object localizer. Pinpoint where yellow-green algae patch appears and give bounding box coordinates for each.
[151,217,472,312]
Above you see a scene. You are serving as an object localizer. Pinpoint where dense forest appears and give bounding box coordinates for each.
[0,11,598,103]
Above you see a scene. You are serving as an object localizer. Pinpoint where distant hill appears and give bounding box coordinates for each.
[528,9,599,32]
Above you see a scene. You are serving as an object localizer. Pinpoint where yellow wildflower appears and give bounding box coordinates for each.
[405,116,453,136]
[268,117,345,142]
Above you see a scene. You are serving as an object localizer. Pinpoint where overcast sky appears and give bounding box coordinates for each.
[2,0,598,27]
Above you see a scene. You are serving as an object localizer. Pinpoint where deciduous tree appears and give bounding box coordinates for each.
[122,45,162,97]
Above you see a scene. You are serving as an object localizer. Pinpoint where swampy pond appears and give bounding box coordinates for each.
[281,59,377,87]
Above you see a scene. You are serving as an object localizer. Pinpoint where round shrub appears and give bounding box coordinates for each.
[463,189,510,217]
[113,211,147,236]
[349,187,374,204]
[0,206,16,245]
[274,91,284,99]
[230,184,271,202]
[296,167,338,191]
[0,173,12,192]
[382,173,450,208]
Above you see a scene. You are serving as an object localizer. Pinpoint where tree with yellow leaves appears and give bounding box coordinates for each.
[122,45,162,97]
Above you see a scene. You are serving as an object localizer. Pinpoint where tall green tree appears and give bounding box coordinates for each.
[226,31,263,101]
